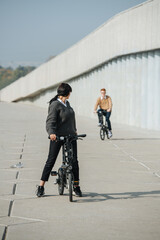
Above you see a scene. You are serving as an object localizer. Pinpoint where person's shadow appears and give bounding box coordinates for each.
[111,138,160,141]
[75,190,160,203]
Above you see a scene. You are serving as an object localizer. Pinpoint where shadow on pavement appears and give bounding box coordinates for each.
[111,138,160,141]
[75,190,160,203]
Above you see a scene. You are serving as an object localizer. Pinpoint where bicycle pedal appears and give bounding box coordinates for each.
[54,179,60,184]
[51,171,58,176]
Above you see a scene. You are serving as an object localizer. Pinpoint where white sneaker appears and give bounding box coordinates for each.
[108,131,112,138]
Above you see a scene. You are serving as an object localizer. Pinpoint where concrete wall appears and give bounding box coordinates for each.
[0,0,160,130]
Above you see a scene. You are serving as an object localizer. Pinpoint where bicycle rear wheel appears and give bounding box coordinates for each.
[106,129,109,139]
[58,168,64,195]
[100,127,105,140]
[68,173,73,202]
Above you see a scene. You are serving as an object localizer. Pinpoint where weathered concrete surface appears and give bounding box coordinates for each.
[0,102,160,240]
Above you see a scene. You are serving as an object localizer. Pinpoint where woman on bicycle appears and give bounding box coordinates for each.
[36,83,82,197]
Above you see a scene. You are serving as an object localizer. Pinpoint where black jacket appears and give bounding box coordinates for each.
[46,100,77,136]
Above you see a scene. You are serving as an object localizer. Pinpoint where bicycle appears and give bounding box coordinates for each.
[97,111,110,140]
[51,134,86,202]
[99,117,110,140]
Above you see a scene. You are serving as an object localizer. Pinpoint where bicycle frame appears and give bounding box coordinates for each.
[51,134,86,202]
[62,138,73,171]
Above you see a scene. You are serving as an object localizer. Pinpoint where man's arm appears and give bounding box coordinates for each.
[107,97,112,112]
[94,98,100,112]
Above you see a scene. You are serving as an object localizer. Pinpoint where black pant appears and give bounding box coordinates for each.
[41,140,79,182]
[97,109,112,130]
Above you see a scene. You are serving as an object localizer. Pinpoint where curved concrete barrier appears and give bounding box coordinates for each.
[0,0,160,130]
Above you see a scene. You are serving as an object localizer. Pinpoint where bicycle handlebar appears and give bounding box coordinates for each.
[76,134,86,138]
[57,134,86,141]
[48,134,86,141]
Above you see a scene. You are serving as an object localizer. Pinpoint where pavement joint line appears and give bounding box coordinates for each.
[0,196,37,201]
[0,216,8,219]
[122,150,131,156]
[14,194,37,198]
[0,169,21,172]
[19,134,26,160]
[0,223,7,227]
[0,197,16,201]
[6,153,21,155]
[16,171,19,179]
[12,215,46,222]
[138,162,150,170]
[12,184,17,195]
[154,173,160,178]
[112,143,120,149]
[2,226,7,240]
[0,179,38,184]
[3,221,44,228]
[8,200,14,217]
[0,168,40,171]
[0,195,13,198]
[130,155,138,162]
[0,218,45,229]
[10,147,24,149]
[16,178,38,181]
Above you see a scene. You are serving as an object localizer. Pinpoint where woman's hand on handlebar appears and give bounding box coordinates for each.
[50,134,56,141]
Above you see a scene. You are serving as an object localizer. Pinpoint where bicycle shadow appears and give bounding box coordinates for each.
[111,138,160,141]
[75,190,160,203]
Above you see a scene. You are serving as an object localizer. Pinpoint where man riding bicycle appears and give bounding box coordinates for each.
[94,88,113,138]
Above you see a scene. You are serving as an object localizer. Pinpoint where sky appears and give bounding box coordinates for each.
[0,0,147,68]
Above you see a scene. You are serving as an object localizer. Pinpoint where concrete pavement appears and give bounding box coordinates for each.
[0,102,160,240]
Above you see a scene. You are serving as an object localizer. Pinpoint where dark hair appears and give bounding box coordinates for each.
[49,83,72,104]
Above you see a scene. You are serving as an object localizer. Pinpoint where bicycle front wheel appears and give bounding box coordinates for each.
[100,127,105,140]
[68,173,73,202]
[58,168,64,195]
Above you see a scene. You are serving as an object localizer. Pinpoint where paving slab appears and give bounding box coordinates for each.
[0,226,6,240]
[0,170,17,181]
[0,182,14,195]
[0,200,10,217]
[0,216,38,227]
[18,169,44,181]
[15,182,40,197]
[0,160,20,169]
